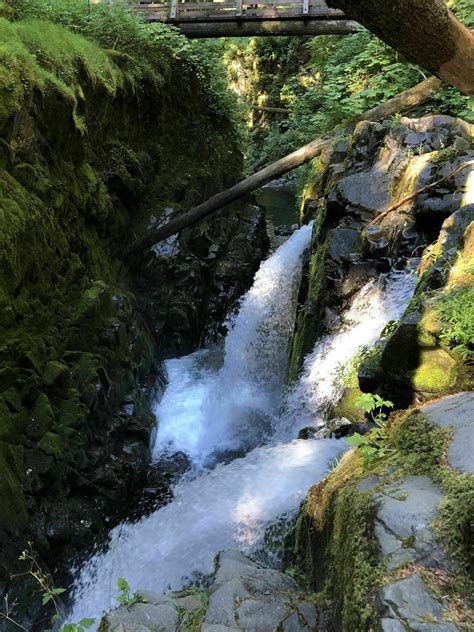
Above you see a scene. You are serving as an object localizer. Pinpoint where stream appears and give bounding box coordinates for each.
[68,219,416,624]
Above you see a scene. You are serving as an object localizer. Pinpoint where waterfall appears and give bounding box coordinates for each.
[279,270,417,437]
[68,226,416,626]
[152,222,313,466]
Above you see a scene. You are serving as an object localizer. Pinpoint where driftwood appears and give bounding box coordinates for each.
[125,76,441,255]
[369,160,474,226]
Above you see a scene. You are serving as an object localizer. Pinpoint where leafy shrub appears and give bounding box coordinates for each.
[346,394,394,468]
[434,286,474,361]
[6,0,240,126]
[223,0,473,167]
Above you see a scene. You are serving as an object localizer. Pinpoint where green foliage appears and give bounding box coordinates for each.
[355,393,393,424]
[0,545,96,632]
[5,0,239,129]
[116,577,145,607]
[224,0,473,166]
[176,587,208,632]
[54,619,95,632]
[434,287,474,361]
[448,0,474,27]
[346,394,394,468]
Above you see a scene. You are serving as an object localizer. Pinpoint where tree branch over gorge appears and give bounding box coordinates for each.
[327,0,474,97]
[125,77,441,255]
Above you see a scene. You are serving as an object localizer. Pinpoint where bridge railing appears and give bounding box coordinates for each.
[133,0,344,22]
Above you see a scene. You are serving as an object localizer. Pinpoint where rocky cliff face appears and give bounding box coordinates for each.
[0,15,267,607]
[290,114,473,411]
[289,113,473,632]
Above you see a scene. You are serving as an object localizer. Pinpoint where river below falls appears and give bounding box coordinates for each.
[68,221,417,624]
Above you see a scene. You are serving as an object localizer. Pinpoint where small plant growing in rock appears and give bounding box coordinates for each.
[0,544,95,632]
[116,577,145,607]
[355,393,393,425]
[346,393,394,468]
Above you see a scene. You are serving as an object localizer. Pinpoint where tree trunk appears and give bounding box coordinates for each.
[327,0,474,97]
[125,77,440,256]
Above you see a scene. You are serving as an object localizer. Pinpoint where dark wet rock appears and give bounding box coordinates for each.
[274,224,296,236]
[314,417,363,439]
[362,224,391,257]
[298,427,318,440]
[328,227,362,263]
[334,171,390,214]
[335,261,378,300]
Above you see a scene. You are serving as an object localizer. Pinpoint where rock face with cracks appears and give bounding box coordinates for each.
[100,551,323,632]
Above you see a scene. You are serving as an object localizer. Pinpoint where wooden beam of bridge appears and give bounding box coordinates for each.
[125,77,441,256]
[131,0,358,36]
[167,19,358,37]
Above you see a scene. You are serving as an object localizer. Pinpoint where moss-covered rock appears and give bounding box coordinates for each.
[412,349,459,392]
[380,205,474,402]
[331,387,366,422]
[0,4,266,600]
[295,400,474,631]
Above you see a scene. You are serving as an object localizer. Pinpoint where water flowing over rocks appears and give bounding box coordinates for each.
[291,113,473,413]
[0,25,268,624]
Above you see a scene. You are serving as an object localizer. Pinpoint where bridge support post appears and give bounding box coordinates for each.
[170,0,177,19]
[303,0,309,15]
[236,0,242,17]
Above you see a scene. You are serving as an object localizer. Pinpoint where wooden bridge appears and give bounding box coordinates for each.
[131,0,359,37]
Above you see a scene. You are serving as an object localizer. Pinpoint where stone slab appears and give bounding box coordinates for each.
[373,476,447,570]
[377,574,459,631]
[422,392,474,474]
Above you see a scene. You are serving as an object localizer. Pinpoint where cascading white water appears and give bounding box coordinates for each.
[279,269,417,437]
[68,225,416,626]
[153,223,314,466]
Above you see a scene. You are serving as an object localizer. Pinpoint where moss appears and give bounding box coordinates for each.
[411,349,459,393]
[0,17,120,131]
[30,393,55,436]
[0,0,244,583]
[287,232,328,382]
[295,405,474,628]
[296,449,381,631]
[389,411,449,474]
[433,471,474,574]
[41,361,69,389]
[390,411,473,573]
[332,387,366,422]
[0,441,28,529]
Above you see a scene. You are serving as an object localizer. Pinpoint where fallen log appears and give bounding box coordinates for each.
[125,76,441,255]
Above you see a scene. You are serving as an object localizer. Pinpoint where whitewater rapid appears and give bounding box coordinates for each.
[68,224,415,624]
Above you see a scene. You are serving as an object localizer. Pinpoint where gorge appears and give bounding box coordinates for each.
[0,2,473,632]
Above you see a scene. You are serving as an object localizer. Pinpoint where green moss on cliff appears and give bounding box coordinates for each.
[296,407,473,629]
[0,1,244,584]
[287,208,328,382]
